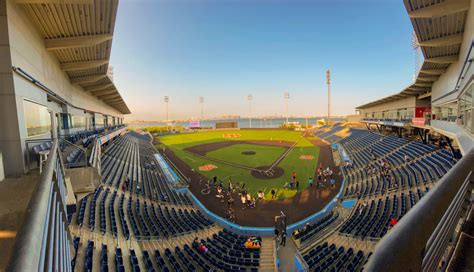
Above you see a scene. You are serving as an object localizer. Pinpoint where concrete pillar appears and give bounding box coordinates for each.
[0,0,24,177]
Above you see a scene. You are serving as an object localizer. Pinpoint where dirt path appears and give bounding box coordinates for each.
[161,138,343,227]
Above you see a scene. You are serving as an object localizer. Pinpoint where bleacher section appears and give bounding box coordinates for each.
[340,130,455,198]
[70,127,458,271]
[294,126,457,270]
[100,134,191,205]
[71,132,263,272]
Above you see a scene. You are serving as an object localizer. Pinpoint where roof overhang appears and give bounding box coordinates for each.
[357,0,471,110]
[16,0,131,114]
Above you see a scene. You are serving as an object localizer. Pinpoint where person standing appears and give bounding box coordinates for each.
[241,195,246,209]
[280,232,286,247]
[271,189,276,199]
[309,177,314,187]
[274,228,279,240]
[296,180,299,190]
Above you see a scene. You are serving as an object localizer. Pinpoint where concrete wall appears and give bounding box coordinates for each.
[0,0,23,177]
[431,0,474,106]
[0,0,126,176]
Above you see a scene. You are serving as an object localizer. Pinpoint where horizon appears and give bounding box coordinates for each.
[111,0,415,121]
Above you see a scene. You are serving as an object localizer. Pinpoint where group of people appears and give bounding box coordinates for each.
[343,160,354,169]
[314,164,337,189]
[192,237,208,254]
[292,222,312,237]
[366,151,397,189]
[274,228,287,247]
[121,175,131,191]
[244,236,262,249]
[283,172,300,190]
[201,176,266,222]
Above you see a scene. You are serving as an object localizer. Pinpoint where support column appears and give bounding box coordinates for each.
[0,0,24,177]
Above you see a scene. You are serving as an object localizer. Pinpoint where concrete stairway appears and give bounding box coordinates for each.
[259,237,276,271]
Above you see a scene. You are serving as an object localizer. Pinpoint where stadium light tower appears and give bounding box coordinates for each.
[284,91,290,125]
[164,96,169,130]
[199,96,204,120]
[247,94,253,128]
[411,31,421,81]
[326,70,331,125]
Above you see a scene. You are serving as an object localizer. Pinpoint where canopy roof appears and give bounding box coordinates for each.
[17,0,130,114]
[357,0,470,110]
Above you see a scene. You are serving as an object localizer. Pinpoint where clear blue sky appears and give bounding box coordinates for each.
[110,0,416,121]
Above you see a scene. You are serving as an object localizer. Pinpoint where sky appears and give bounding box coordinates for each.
[110,0,416,121]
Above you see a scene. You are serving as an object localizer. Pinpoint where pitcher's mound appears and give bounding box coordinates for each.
[242,151,256,155]
[251,166,284,179]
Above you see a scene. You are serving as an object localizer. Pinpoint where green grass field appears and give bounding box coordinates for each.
[157,129,320,199]
[206,143,286,168]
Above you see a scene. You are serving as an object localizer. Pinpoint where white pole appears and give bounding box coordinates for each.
[199,96,204,121]
[326,70,331,125]
[164,96,169,131]
[285,99,288,124]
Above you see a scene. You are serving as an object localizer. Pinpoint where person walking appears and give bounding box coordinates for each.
[309,177,314,187]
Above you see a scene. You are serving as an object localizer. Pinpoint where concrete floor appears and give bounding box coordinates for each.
[0,172,40,271]
[277,237,297,271]
[448,207,474,272]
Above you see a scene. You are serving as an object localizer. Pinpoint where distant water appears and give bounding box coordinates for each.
[127,117,346,129]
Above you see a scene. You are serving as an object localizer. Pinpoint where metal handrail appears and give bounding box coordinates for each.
[365,148,474,271]
[89,126,127,171]
[7,140,72,271]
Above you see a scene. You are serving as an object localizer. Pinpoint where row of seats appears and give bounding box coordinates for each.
[100,134,192,206]
[66,148,84,165]
[74,186,213,239]
[293,211,339,243]
[339,189,427,238]
[303,242,369,271]
[77,233,260,271]
[194,229,261,271]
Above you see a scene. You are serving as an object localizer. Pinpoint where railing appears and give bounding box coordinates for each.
[89,126,127,172]
[8,140,72,271]
[365,148,473,272]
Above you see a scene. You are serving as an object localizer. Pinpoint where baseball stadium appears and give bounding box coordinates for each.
[0,0,473,272]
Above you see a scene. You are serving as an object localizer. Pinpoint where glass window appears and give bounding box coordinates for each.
[24,100,51,137]
[465,110,471,132]
[96,117,104,125]
[72,115,86,128]
[59,113,69,129]
[458,84,474,133]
